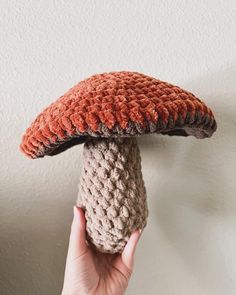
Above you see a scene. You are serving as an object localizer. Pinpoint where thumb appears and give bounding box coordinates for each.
[66,206,88,261]
[121,229,142,270]
[112,229,142,280]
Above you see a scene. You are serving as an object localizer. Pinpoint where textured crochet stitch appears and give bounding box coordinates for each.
[20,71,216,158]
[20,71,217,253]
[78,137,148,253]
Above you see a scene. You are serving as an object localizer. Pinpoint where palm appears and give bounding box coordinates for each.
[85,249,130,295]
[62,207,141,295]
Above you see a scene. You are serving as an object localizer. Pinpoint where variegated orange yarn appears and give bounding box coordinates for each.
[20,71,217,158]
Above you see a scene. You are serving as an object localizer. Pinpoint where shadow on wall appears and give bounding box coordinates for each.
[0,150,82,295]
[139,66,236,294]
[0,181,76,295]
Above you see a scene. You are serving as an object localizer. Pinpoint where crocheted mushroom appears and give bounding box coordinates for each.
[20,71,217,253]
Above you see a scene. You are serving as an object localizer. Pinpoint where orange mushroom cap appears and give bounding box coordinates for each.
[20,71,217,158]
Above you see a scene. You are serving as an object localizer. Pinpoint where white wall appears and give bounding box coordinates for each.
[1,1,236,294]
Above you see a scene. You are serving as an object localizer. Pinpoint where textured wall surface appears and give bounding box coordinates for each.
[0,1,236,294]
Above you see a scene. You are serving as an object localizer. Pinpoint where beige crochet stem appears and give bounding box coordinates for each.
[77,137,148,253]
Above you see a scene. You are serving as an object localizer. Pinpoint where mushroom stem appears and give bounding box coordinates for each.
[77,137,148,253]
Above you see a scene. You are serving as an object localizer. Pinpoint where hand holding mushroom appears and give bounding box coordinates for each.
[20,71,217,253]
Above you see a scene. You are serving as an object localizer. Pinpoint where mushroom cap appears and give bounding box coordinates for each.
[20,71,217,158]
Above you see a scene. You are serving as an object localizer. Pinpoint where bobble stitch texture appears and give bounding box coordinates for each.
[20,71,217,158]
[77,137,148,253]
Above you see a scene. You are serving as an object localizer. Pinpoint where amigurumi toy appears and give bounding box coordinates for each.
[20,71,217,253]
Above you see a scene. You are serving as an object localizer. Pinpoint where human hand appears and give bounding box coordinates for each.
[61,206,142,295]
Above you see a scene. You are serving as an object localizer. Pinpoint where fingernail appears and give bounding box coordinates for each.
[73,205,78,217]
[137,229,143,241]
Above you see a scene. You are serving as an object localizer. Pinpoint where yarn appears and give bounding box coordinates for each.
[19,71,217,254]
[77,137,148,253]
[20,71,217,158]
